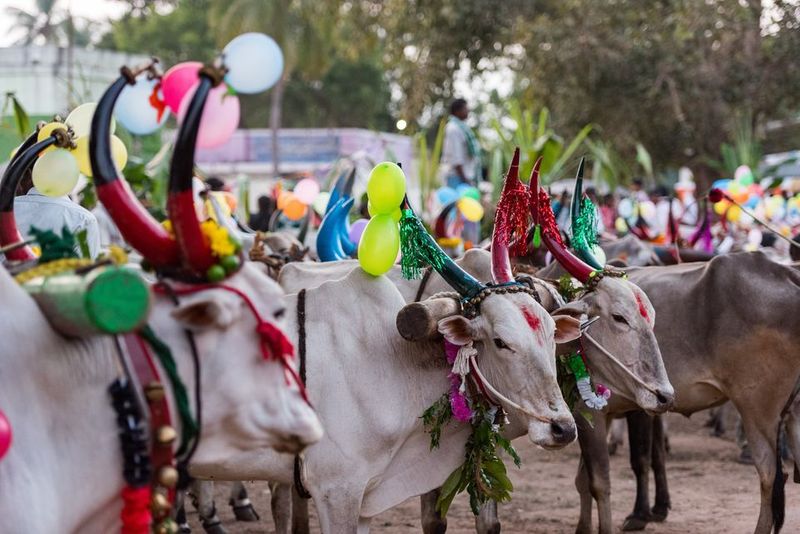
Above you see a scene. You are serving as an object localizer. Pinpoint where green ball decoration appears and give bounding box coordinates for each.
[220,254,241,273]
[367,162,406,214]
[206,264,226,282]
[358,213,400,276]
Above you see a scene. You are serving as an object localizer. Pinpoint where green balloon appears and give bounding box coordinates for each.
[739,172,755,186]
[463,186,480,200]
[358,214,400,276]
[367,162,406,214]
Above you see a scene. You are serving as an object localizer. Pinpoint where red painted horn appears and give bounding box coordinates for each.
[90,75,180,267]
[528,161,596,283]
[491,147,522,284]
[166,73,216,275]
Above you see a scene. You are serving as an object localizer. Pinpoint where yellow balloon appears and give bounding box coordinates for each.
[111,135,128,170]
[72,136,92,176]
[457,197,484,222]
[32,149,79,197]
[615,217,627,234]
[726,204,741,222]
[358,213,400,276]
[65,103,115,138]
[37,122,69,154]
[713,199,730,215]
[367,162,406,214]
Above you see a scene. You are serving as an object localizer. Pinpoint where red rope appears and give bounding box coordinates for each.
[153,282,310,404]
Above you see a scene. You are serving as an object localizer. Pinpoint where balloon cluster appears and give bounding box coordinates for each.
[114,33,283,148]
[32,105,129,197]
[358,162,406,276]
[435,183,484,222]
[277,178,319,221]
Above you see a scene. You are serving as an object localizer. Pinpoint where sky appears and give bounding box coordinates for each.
[0,0,126,46]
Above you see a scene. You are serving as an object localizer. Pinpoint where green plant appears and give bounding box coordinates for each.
[2,92,30,141]
[488,99,592,200]
[708,112,762,179]
[416,118,446,214]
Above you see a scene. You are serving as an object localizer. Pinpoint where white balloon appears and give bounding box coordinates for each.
[115,77,170,135]
[223,33,284,94]
[32,149,80,197]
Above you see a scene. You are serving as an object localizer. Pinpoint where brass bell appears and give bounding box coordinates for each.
[154,518,179,534]
[144,382,165,402]
[156,425,177,446]
[151,491,172,514]
[157,466,179,488]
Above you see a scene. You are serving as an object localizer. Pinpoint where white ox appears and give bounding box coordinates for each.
[0,263,322,533]
[189,261,582,533]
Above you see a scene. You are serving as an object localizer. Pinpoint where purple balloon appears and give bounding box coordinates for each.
[348,218,369,244]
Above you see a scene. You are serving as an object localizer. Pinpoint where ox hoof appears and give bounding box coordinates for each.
[179,524,191,534]
[650,505,670,522]
[201,520,228,534]
[231,502,260,522]
[621,515,648,531]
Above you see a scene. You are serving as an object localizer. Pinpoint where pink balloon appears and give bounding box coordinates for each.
[0,410,11,461]
[294,178,320,204]
[348,218,369,244]
[162,61,202,113]
[178,82,240,149]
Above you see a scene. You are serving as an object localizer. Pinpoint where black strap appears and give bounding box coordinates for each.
[294,289,312,499]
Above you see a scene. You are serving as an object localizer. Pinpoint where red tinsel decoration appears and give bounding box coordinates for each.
[495,185,531,256]
[120,486,151,534]
[535,189,565,247]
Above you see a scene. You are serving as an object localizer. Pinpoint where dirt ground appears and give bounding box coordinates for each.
[187,412,800,533]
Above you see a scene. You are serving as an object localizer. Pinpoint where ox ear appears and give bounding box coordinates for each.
[437,315,479,346]
[553,315,581,344]
[170,291,242,331]
[552,299,590,322]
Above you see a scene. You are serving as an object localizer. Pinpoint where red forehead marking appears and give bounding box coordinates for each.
[521,307,541,331]
[635,292,650,323]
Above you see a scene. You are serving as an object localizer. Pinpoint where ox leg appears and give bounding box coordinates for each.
[740,417,782,534]
[622,411,653,531]
[475,500,501,534]
[269,482,292,534]
[229,481,259,522]
[650,415,671,522]
[191,481,228,534]
[420,489,447,534]
[314,484,365,533]
[607,418,625,456]
[574,412,612,534]
[291,486,311,534]
[175,491,191,534]
[786,400,800,483]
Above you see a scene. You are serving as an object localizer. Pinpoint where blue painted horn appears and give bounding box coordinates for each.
[317,197,353,261]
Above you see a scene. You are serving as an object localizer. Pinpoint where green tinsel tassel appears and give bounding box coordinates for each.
[399,209,449,280]
[572,197,599,250]
[531,224,542,248]
[566,352,590,381]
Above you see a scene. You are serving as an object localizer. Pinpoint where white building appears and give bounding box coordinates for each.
[0,45,149,116]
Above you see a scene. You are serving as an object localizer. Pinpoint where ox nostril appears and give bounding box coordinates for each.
[656,390,674,408]
[550,421,576,443]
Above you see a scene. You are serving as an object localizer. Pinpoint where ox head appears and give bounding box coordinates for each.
[529,162,674,413]
[88,63,322,455]
[397,151,579,449]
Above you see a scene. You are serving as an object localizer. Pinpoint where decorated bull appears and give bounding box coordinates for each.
[0,55,322,533]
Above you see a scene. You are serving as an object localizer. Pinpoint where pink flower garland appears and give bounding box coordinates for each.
[444,340,473,422]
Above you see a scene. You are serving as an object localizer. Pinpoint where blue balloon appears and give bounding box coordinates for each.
[115,77,170,135]
[745,195,760,209]
[711,179,732,191]
[436,186,459,205]
[455,183,472,197]
[223,33,284,94]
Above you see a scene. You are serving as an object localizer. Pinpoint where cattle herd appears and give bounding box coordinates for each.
[1,54,799,534]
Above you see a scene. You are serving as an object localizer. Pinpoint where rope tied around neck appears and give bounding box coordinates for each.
[153,281,310,405]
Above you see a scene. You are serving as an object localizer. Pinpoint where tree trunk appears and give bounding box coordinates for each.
[269,75,287,178]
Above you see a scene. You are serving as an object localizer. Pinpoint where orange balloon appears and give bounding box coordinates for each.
[277,191,294,210]
[284,198,308,221]
[223,191,237,213]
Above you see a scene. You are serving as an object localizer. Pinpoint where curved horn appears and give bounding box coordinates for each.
[491,147,522,284]
[528,161,597,284]
[296,207,312,245]
[166,73,217,275]
[325,168,350,215]
[316,197,352,262]
[337,204,357,257]
[9,130,39,167]
[433,201,458,239]
[396,296,461,341]
[90,75,179,267]
[570,158,604,269]
[400,197,484,297]
[0,136,60,261]
[342,167,356,198]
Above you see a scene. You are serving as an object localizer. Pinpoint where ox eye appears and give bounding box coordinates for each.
[274,308,286,319]
[612,313,629,326]
[493,338,509,350]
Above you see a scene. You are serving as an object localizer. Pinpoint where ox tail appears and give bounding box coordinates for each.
[774,373,800,533]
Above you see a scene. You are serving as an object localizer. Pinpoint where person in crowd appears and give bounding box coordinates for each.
[600,194,617,234]
[249,195,276,232]
[14,168,101,258]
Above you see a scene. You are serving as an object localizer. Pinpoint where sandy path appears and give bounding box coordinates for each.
[187,413,800,533]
